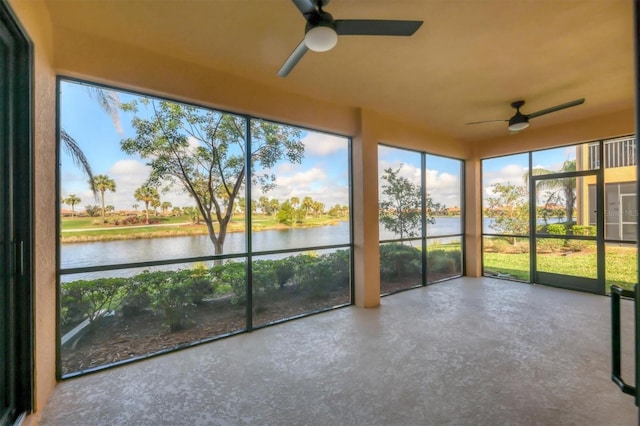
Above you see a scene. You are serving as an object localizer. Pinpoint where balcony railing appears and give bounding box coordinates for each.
[589,137,637,169]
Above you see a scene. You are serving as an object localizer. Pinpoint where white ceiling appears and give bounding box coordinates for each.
[43,0,635,143]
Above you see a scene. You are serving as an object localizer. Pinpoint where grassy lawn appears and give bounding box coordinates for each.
[60,215,192,230]
[484,245,637,292]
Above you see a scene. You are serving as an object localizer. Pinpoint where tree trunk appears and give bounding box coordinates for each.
[101,191,106,223]
[144,201,150,224]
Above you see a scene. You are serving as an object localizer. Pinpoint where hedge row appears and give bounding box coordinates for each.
[62,250,350,332]
[62,244,461,333]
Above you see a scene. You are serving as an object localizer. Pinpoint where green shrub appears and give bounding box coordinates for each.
[571,225,596,236]
[484,237,529,254]
[325,249,350,289]
[274,258,295,288]
[546,224,567,235]
[212,262,246,305]
[294,255,334,299]
[252,260,278,308]
[175,264,214,305]
[565,225,595,251]
[61,277,128,324]
[137,270,193,332]
[379,243,421,280]
[427,250,460,273]
[121,275,152,317]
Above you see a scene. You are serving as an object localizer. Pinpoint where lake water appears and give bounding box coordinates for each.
[61,217,466,271]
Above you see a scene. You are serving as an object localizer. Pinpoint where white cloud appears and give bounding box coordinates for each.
[275,167,327,187]
[425,169,461,207]
[302,132,347,157]
[103,159,151,210]
[253,165,348,207]
[482,163,528,201]
[378,160,421,186]
[377,161,462,208]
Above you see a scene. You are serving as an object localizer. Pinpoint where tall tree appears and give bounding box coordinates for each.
[258,196,270,215]
[161,201,172,215]
[277,200,295,225]
[269,198,280,215]
[302,196,314,218]
[91,174,116,223]
[121,99,304,256]
[312,200,325,218]
[379,167,421,240]
[485,182,529,244]
[134,185,160,224]
[151,198,161,215]
[63,194,81,217]
[379,166,439,241]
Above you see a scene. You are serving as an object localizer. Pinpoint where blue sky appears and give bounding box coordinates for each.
[482,146,579,201]
[59,80,350,211]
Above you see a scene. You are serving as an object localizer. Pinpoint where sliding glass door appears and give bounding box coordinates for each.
[532,171,603,294]
[1,1,33,422]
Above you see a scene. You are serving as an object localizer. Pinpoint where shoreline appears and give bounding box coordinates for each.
[60,219,346,244]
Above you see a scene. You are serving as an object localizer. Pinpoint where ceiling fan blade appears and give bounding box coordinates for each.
[278,40,309,77]
[465,119,508,125]
[291,0,317,15]
[527,98,585,119]
[335,20,423,36]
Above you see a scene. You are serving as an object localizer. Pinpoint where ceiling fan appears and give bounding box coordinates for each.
[278,0,423,77]
[466,98,586,132]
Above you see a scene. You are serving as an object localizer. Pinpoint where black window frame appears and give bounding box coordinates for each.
[55,77,354,378]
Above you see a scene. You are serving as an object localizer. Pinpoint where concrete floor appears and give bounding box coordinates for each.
[39,277,638,425]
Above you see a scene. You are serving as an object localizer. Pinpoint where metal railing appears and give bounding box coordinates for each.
[589,137,637,170]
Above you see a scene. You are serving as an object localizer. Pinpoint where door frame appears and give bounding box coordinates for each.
[1,0,34,423]
[530,168,605,295]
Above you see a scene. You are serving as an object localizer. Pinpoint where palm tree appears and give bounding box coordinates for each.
[161,201,172,216]
[258,196,269,215]
[302,196,313,218]
[269,198,280,216]
[312,200,325,218]
[63,194,81,217]
[91,174,116,223]
[134,186,159,224]
[87,87,122,134]
[61,130,96,194]
[527,159,577,225]
[132,204,139,211]
[151,199,161,215]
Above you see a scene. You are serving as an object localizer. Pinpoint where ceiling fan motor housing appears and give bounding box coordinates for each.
[508,113,529,131]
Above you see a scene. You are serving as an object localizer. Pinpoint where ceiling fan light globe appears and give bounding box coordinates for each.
[508,121,529,132]
[305,25,338,52]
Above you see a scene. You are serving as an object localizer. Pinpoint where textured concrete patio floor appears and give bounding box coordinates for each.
[39,277,638,425]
